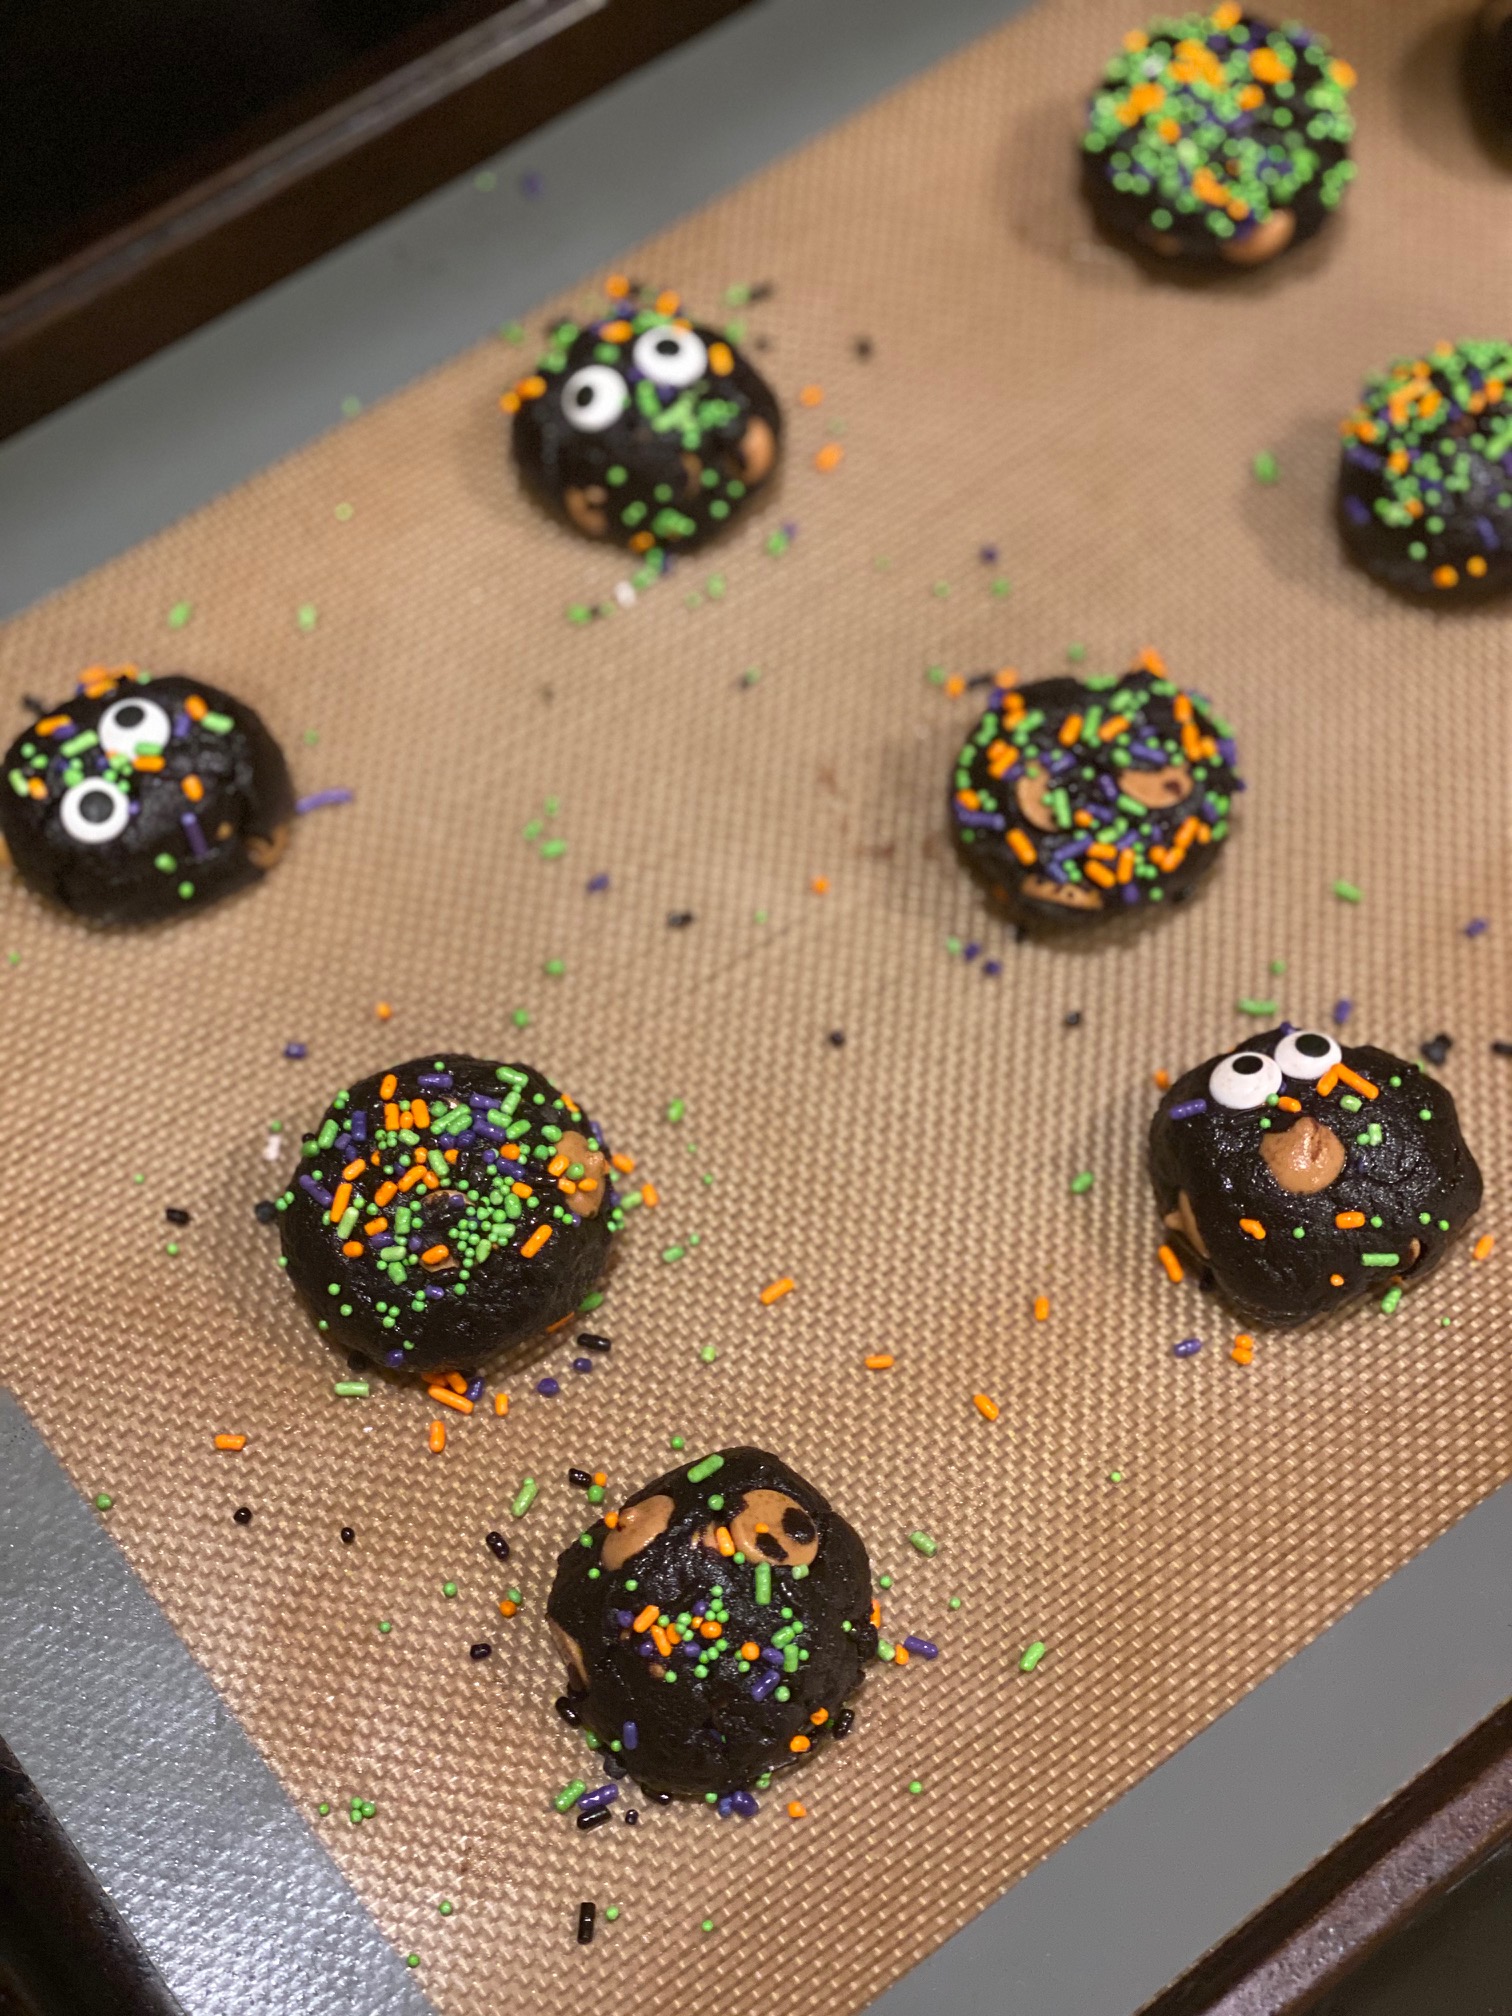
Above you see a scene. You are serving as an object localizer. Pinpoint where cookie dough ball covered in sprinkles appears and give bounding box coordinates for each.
[548,1447,876,1801]
[1082,8,1356,268]
[1151,1029,1482,1327]
[0,666,293,924]
[949,653,1241,928]
[278,1055,622,1374]
[506,277,781,562]
[1337,341,1512,602]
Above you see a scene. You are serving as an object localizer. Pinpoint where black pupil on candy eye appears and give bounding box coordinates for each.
[781,1509,816,1544]
[1232,1054,1265,1075]
[79,790,115,825]
[572,385,594,407]
[654,337,679,356]
[115,705,144,729]
[1295,1033,1330,1057]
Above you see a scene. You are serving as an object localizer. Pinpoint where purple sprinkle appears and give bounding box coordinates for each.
[284,1041,308,1060]
[416,1072,453,1089]
[297,1175,332,1207]
[962,942,981,962]
[537,1377,560,1397]
[611,1610,634,1629]
[473,1120,506,1143]
[1342,494,1372,527]
[295,788,354,815]
[1120,882,1140,905]
[385,1349,406,1368]
[982,960,1002,978]
[953,809,1006,831]
[729,1789,759,1818]
[1465,918,1488,938]
[622,1721,638,1751]
[749,1669,781,1701]
[1173,1336,1203,1359]
[716,1794,735,1818]
[349,1110,367,1142]
[902,1635,939,1659]
[781,520,799,540]
[520,170,543,197]
[1169,1098,1207,1120]
[180,810,209,859]
[1344,445,1384,473]
[978,544,999,564]
[759,1645,785,1667]
[172,710,193,739]
[1474,516,1500,553]
[578,1783,619,1814]
[1333,998,1353,1026]
[572,1357,593,1374]
[464,1376,484,1403]
[637,1640,656,1659]
[586,873,610,894]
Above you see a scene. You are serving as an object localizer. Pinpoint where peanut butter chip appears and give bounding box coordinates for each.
[1164,1189,1210,1259]
[1117,764,1192,810]
[734,416,777,483]
[1260,1116,1346,1195]
[564,486,610,537]
[1022,873,1103,911]
[727,1490,819,1569]
[1220,206,1296,266]
[245,822,290,870]
[556,1131,608,1219]
[600,1492,674,1571]
[1014,766,1058,833]
[549,1619,589,1691]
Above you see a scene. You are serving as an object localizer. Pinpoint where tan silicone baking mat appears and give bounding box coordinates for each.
[2,0,1510,2008]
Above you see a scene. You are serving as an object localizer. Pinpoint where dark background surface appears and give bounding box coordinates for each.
[1311,1840,1512,2016]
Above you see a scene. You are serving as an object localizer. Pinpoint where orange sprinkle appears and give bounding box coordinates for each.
[1115,848,1135,885]
[428,1421,446,1454]
[798,384,824,407]
[342,1239,364,1257]
[373,1180,398,1206]
[383,1103,400,1131]
[547,1153,570,1177]
[870,1599,882,1627]
[440,1371,466,1393]
[363,1216,387,1236]
[1239,1218,1266,1240]
[34,714,73,738]
[1033,1296,1050,1322]
[428,1386,474,1415]
[700,1620,723,1640]
[499,392,520,414]
[605,272,630,297]
[213,1434,247,1451]
[893,1645,910,1666]
[376,1001,392,1021]
[521,1225,552,1259]
[632,1603,659,1632]
[1336,1064,1379,1100]
[1276,1096,1302,1113]
[760,1276,796,1306]
[1474,1233,1495,1262]
[185,695,208,721]
[1433,565,1459,590]
[1157,1244,1184,1284]
[397,1166,426,1193]
[181,774,204,802]
[1098,715,1131,742]
[494,1393,510,1416]
[654,290,680,316]
[611,1152,636,1175]
[707,341,734,375]
[809,875,830,894]
[133,755,164,773]
[789,1735,811,1753]
[378,1073,397,1099]
[341,1158,366,1181]
[1231,1335,1255,1366]
[1335,1211,1366,1229]
[1315,1066,1341,1099]
[593,1472,607,1486]
[600,319,633,342]
[410,1097,431,1130]
[511,1181,533,1199]
[498,1598,518,1618]
[651,1626,673,1658]
[328,1182,353,1224]
[787,1801,807,1818]
[640,1182,659,1208]
[814,443,845,472]
[1007,828,1037,867]
[739,1641,761,1661]
[517,374,546,399]
[714,1526,735,1557]
[1058,713,1083,747]
[810,1708,829,1726]
[1330,1274,1346,1287]
[973,1393,1000,1422]
[629,530,656,552]
[1153,1069,1171,1091]
[1084,860,1116,890]
[864,1353,894,1371]
[1468,556,1489,578]
[944,675,965,699]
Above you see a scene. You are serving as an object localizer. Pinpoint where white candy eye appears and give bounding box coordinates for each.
[98,695,172,760]
[559,365,628,433]
[632,324,708,389]
[59,777,130,845]
[1208,1049,1283,1110]
[1274,1029,1341,1080]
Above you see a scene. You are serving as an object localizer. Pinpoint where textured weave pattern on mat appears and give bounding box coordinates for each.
[1,2,1510,2011]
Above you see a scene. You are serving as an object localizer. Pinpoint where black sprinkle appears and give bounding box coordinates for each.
[340,1527,355,1545]
[233,1507,252,1526]
[602,1754,626,1780]
[753,335,773,352]
[577,1807,612,1832]
[555,1696,583,1726]
[469,1643,493,1661]
[666,911,695,929]
[164,1207,191,1226]
[485,1530,512,1562]
[624,1809,639,1826]
[853,336,873,360]
[568,1468,593,1489]
[577,1333,613,1353]
[1421,1033,1453,1067]
[253,1200,277,1225]
[1064,1011,1083,1029]
[22,695,47,716]
[747,281,776,303]
[576,1901,596,1945]
[832,1708,855,1740]
[827,1030,846,1048]
[1493,1041,1512,1058]
[648,1790,673,1805]
[965,671,996,690]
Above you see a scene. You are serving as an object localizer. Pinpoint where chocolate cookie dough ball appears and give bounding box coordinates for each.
[1337,342,1512,602]
[949,654,1241,928]
[1150,1028,1482,1326]
[0,666,293,924]
[1082,9,1356,269]
[506,280,781,562]
[547,1447,876,1801]
[278,1055,621,1374]
[1467,4,1512,132]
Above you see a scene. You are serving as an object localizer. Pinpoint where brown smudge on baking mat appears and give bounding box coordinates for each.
[0,1,1508,2009]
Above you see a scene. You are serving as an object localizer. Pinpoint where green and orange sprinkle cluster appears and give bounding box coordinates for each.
[1083,6,1355,240]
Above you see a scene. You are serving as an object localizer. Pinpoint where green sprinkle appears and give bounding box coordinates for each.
[340,395,362,418]
[297,604,318,633]
[1380,1286,1404,1314]
[543,958,565,978]
[1019,1641,1048,1673]
[698,1344,717,1364]
[334,502,354,521]
[908,1530,937,1557]
[441,1581,457,1598]
[604,1906,620,1923]
[1238,997,1277,1016]
[753,1562,772,1606]
[701,1919,715,1935]
[1252,450,1279,484]
[1332,880,1362,904]
[687,1454,724,1484]
[662,1245,686,1264]
[332,1380,369,1398]
[378,1621,393,1635]
[553,1779,587,1812]
[578,1291,605,1312]
[1069,1171,1094,1195]
[438,1900,454,1917]
[406,1954,421,1969]
[908,1779,924,1795]
[94,1493,113,1511]
[665,1098,686,1123]
[511,1476,539,1518]
[1361,1253,1400,1267]
[167,600,193,629]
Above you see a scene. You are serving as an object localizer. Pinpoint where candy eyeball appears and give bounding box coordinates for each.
[632,323,708,389]
[559,365,629,433]
[98,695,172,761]
[1208,1049,1283,1110]
[58,777,131,845]
[1275,1029,1342,1080]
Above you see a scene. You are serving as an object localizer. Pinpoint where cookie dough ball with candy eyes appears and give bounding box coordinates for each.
[0,666,293,925]
[1150,1028,1483,1326]
[547,1447,876,1801]
[506,280,781,564]
[949,653,1242,929]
